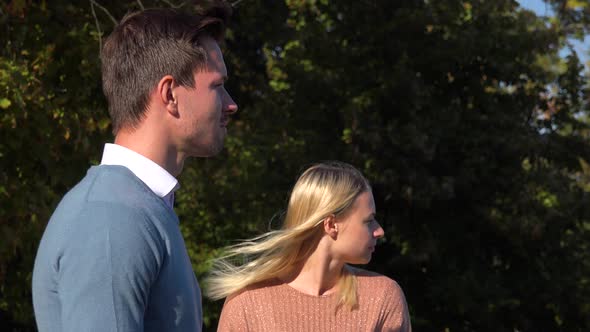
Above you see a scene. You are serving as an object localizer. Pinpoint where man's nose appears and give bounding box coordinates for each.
[224,90,238,114]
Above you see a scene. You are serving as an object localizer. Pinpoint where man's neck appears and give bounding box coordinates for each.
[114,129,185,177]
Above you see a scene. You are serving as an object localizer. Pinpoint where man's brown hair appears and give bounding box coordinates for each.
[100,1,231,133]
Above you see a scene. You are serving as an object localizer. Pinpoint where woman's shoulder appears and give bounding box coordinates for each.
[350,266,405,296]
[350,267,412,331]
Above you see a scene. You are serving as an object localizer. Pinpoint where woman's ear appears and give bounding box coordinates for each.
[323,214,338,239]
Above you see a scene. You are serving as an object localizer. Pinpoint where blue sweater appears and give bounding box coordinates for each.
[32,165,202,332]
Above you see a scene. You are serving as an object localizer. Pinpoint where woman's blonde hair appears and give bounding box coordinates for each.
[205,161,371,309]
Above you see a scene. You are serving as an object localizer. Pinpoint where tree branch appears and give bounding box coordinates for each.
[232,0,245,7]
[90,0,103,54]
[90,0,117,25]
[160,0,186,8]
[90,0,117,57]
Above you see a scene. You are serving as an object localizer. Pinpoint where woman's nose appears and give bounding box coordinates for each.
[374,224,385,238]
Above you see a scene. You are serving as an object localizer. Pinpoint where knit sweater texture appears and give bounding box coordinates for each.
[32,165,202,332]
[217,269,411,332]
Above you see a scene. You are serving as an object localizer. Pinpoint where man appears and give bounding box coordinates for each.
[32,2,237,331]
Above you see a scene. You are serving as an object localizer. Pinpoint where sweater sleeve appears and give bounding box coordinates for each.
[380,279,412,332]
[57,203,164,332]
[217,293,248,332]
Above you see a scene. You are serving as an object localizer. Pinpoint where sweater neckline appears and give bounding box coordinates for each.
[278,280,337,299]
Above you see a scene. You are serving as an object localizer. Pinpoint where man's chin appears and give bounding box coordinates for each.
[191,142,224,158]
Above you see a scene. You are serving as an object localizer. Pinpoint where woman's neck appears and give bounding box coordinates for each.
[284,239,345,296]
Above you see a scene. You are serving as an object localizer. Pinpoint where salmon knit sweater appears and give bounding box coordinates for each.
[217,269,411,332]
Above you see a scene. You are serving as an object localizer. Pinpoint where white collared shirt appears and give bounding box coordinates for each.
[100,143,179,209]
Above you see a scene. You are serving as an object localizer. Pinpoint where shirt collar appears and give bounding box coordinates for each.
[100,143,180,198]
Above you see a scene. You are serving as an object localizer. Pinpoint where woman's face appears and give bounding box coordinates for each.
[334,191,384,264]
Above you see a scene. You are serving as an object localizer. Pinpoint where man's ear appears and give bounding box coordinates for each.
[323,214,338,239]
[157,75,178,116]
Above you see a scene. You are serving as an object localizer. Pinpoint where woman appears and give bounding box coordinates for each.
[206,162,411,331]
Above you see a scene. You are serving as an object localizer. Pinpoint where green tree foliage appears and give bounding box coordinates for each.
[546,0,590,37]
[1,0,589,331]
[0,1,110,329]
